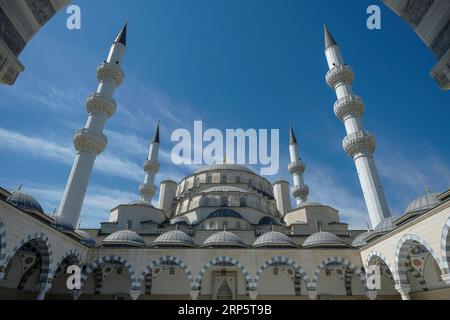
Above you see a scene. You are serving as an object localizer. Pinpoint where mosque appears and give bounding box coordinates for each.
[0,1,449,301]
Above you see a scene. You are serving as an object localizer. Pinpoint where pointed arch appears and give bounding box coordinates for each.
[195,256,253,290]
[139,255,195,289]
[48,249,83,281]
[441,217,450,275]
[310,256,368,292]
[394,234,444,285]
[81,255,139,291]
[254,256,310,291]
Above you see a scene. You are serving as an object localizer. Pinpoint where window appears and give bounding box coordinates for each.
[194,177,200,188]
[317,221,323,231]
[170,267,175,275]
[221,175,227,183]
[236,221,241,229]
[223,221,228,229]
[207,175,213,184]
[240,197,246,207]
[236,176,241,184]
[248,179,254,187]
[127,220,133,229]
[221,196,228,207]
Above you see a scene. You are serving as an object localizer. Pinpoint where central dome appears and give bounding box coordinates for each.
[195,164,255,174]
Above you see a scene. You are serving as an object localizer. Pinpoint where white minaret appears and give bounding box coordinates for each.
[57,22,128,228]
[288,126,309,207]
[323,25,390,228]
[139,123,160,203]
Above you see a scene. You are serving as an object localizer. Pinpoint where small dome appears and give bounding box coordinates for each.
[102,230,145,247]
[254,231,297,248]
[195,163,255,174]
[374,217,396,233]
[7,190,44,214]
[202,231,246,248]
[258,216,281,225]
[207,209,244,219]
[75,229,96,246]
[351,231,373,247]
[303,231,349,248]
[404,193,441,215]
[152,230,195,247]
[170,216,189,225]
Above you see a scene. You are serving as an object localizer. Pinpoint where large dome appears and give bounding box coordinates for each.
[202,230,246,248]
[303,231,349,248]
[7,190,44,214]
[152,230,195,247]
[404,193,441,215]
[195,164,255,174]
[253,231,297,248]
[101,230,145,247]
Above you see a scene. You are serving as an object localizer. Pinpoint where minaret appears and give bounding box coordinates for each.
[139,123,161,203]
[288,126,309,207]
[323,25,390,228]
[57,22,128,228]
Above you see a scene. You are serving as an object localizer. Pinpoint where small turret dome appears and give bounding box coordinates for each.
[202,231,246,248]
[101,229,145,247]
[253,231,297,248]
[152,230,195,247]
[7,190,44,214]
[303,231,349,248]
[404,192,441,215]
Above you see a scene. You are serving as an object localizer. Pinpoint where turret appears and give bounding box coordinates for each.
[140,123,160,203]
[288,126,309,207]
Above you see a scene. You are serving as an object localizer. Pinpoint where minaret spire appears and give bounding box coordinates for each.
[57,22,128,228]
[115,21,127,46]
[324,25,390,228]
[140,122,161,203]
[288,125,309,207]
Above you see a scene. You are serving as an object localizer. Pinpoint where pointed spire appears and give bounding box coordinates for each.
[289,125,297,145]
[152,121,160,144]
[115,20,127,46]
[324,24,337,49]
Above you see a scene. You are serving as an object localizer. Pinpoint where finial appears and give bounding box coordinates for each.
[366,222,370,232]
[324,24,338,49]
[425,186,431,195]
[152,121,160,144]
[115,20,127,46]
[125,223,129,230]
[271,225,274,232]
[319,224,323,232]
[17,184,22,191]
[175,224,179,231]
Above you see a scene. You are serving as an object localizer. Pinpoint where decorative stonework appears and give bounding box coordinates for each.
[334,95,364,121]
[291,184,309,199]
[343,131,376,158]
[86,93,117,118]
[24,0,56,26]
[97,62,125,87]
[326,65,354,89]
[74,129,107,154]
[144,160,160,173]
[288,161,305,175]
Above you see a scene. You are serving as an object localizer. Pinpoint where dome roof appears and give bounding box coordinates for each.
[7,190,44,214]
[351,231,373,247]
[170,216,189,225]
[102,230,145,247]
[258,216,281,225]
[207,209,244,219]
[303,231,349,248]
[202,186,248,193]
[404,193,441,215]
[202,231,246,248]
[75,230,96,246]
[374,217,396,233]
[152,230,195,247]
[195,164,255,174]
[253,231,297,248]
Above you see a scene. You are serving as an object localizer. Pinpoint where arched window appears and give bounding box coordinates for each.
[236,221,241,229]
[201,196,210,207]
[194,177,200,188]
[248,179,254,187]
[221,196,228,207]
[221,175,227,183]
[317,221,323,231]
[235,176,241,184]
[240,197,246,207]
[207,175,213,184]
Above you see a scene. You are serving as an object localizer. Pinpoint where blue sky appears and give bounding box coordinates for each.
[0,0,448,229]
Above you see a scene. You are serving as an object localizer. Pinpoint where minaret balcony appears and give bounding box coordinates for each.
[139,183,156,198]
[288,161,305,174]
[97,62,125,86]
[86,93,117,118]
[343,131,376,158]
[144,159,160,173]
[326,65,354,89]
[74,128,107,154]
[334,95,364,121]
[291,184,309,199]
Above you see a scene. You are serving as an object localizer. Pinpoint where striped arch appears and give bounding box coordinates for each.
[139,255,195,289]
[0,220,6,268]
[81,255,139,291]
[3,232,53,292]
[394,234,444,285]
[310,256,368,292]
[195,256,253,290]
[48,249,83,281]
[254,256,310,291]
[366,250,396,285]
[441,217,450,275]
[344,267,353,296]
